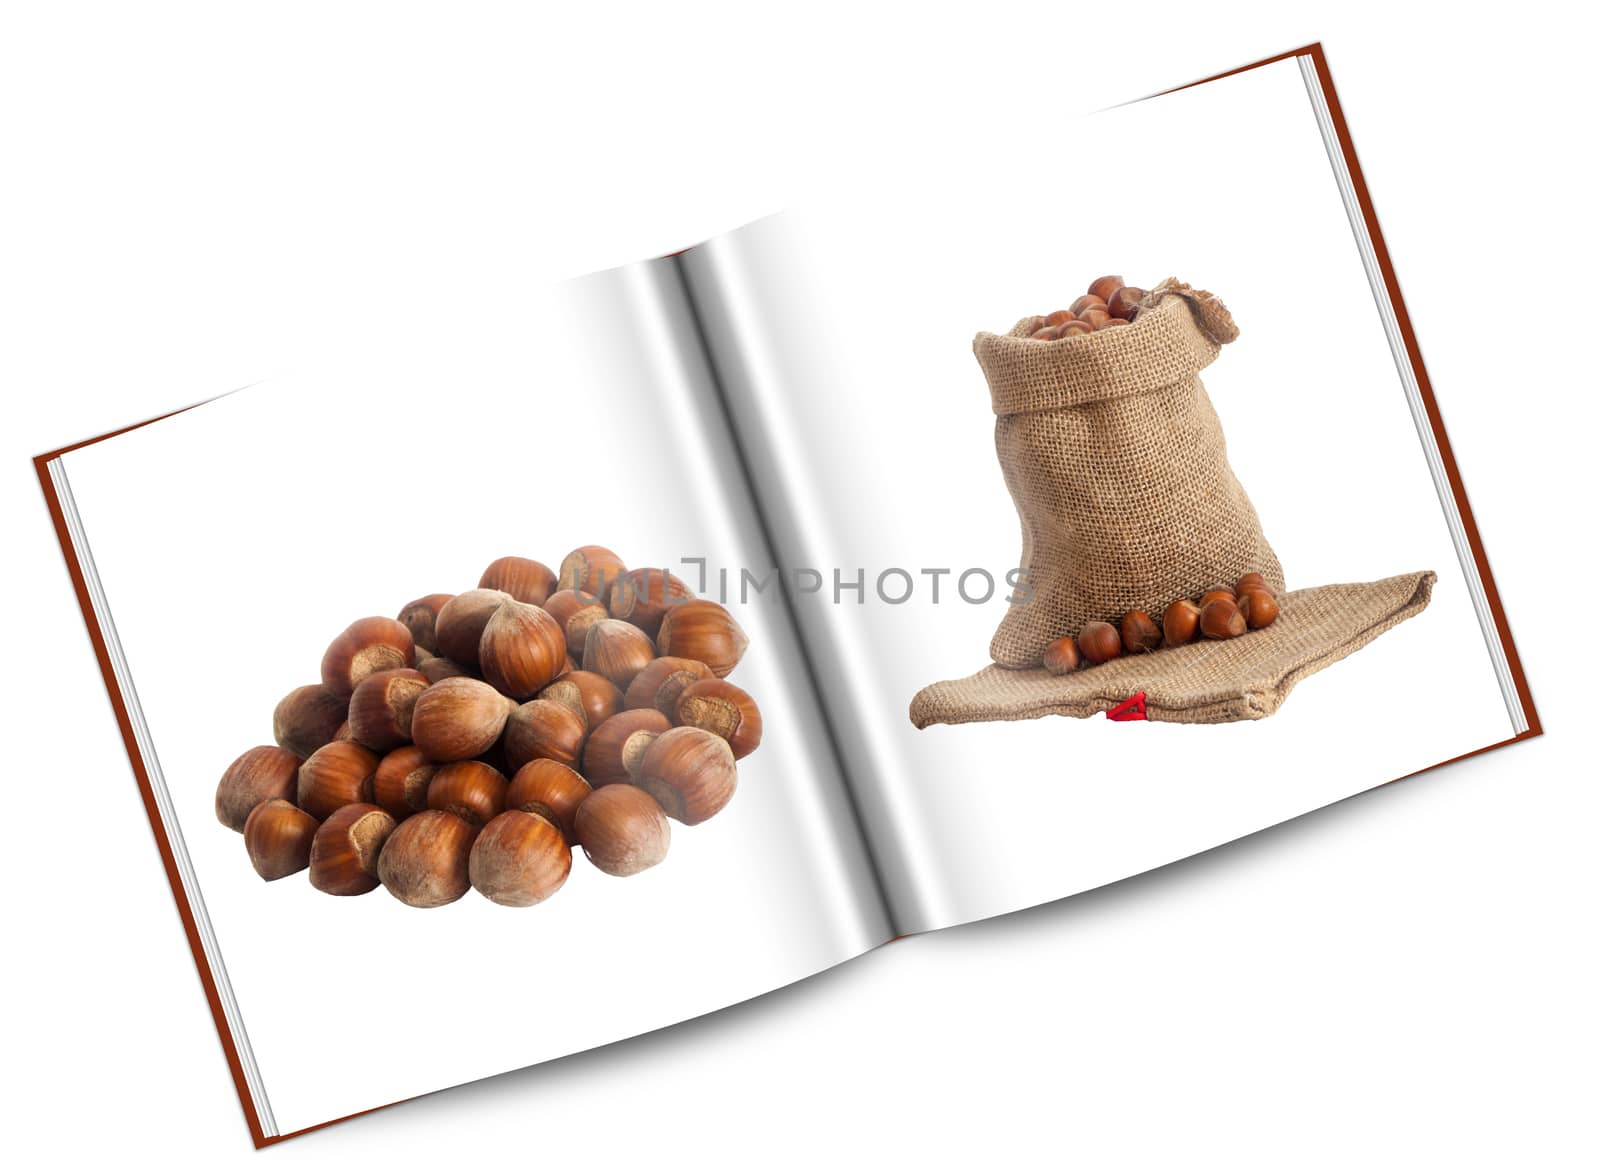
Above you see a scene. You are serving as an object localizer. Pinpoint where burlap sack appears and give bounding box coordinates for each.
[910,278,1434,727]
[986,279,1282,668]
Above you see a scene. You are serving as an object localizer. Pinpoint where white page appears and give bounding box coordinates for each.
[58,264,889,1134]
[683,58,1518,932]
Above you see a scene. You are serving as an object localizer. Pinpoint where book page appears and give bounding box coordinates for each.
[56,262,889,1135]
[682,57,1521,933]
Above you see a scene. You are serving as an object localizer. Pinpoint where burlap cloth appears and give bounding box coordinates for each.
[910,571,1435,726]
[910,279,1433,727]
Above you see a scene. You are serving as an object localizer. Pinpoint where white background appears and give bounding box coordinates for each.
[694,58,1511,931]
[2,3,1593,1161]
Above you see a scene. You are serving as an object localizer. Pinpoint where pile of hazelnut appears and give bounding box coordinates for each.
[1024,275,1146,341]
[213,548,761,908]
[1042,571,1281,675]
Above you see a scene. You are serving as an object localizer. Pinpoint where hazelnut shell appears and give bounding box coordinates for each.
[469,810,572,907]
[607,568,695,637]
[656,600,749,678]
[308,802,396,896]
[1042,637,1080,675]
[479,600,568,700]
[538,670,624,730]
[346,668,430,752]
[320,616,415,699]
[410,677,513,763]
[575,784,670,877]
[426,760,509,826]
[503,699,587,773]
[631,725,737,825]
[372,745,438,821]
[433,589,511,667]
[672,678,762,760]
[558,545,627,596]
[296,740,381,821]
[581,708,670,788]
[271,684,349,759]
[396,594,453,653]
[478,557,557,606]
[582,619,657,690]
[243,799,318,880]
[505,760,592,844]
[215,745,301,832]
[378,810,476,908]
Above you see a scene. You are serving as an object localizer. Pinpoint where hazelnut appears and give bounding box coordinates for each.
[479,600,568,700]
[1042,636,1080,675]
[1107,286,1144,321]
[575,784,670,877]
[1239,589,1280,630]
[215,745,301,832]
[320,616,415,699]
[1081,308,1113,330]
[297,740,381,820]
[410,677,513,762]
[243,799,318,880]
[1200,587,1236,605]
[1032,325,1061,341]
[558,545,627,597]
[656,600,749,678]
[469,809,572,907]
[396,594,453,653]
[1236,572,1269,594]
[372,745,438,820]
[539,669,625,730]
[607,568,694,637]
[1163,599,1202,647]
[378,810,475,908]
[625,657,714,716]
[672,678,762,759]
[418,654,476,683]
[309,802,397,896]
[478,556,557,606]
[506,759,592,843]
[1077,621,1123,665]
[582,619,656,689]
[222,546,765,897]
[1199,597,1247,639]
[1069,293,1106,316]
[1102,318,1130,328]
[1120,609,1162,654]
[426,760,509,826]
[346,668,430,752]
[433,588,512,666]
[1057,320,1094,337]
[544,588,610,659]
[503,699,587,772]
[629,726,737,825]
[1023,316,1048,335]
[1087,274,1125,302]
[271,684,349,759]
[1042,309,1076,327]
[581,708,670,788]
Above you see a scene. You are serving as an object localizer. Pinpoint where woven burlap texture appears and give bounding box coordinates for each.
[984,279,1283,669]
[911,570,1436,727]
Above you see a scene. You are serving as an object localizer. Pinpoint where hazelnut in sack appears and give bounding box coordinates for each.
[909,277,1434,727]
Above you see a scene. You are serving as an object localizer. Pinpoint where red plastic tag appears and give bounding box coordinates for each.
[1106,691,1148,721]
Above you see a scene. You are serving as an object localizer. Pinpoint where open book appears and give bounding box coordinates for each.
[36,44,1537,1147]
